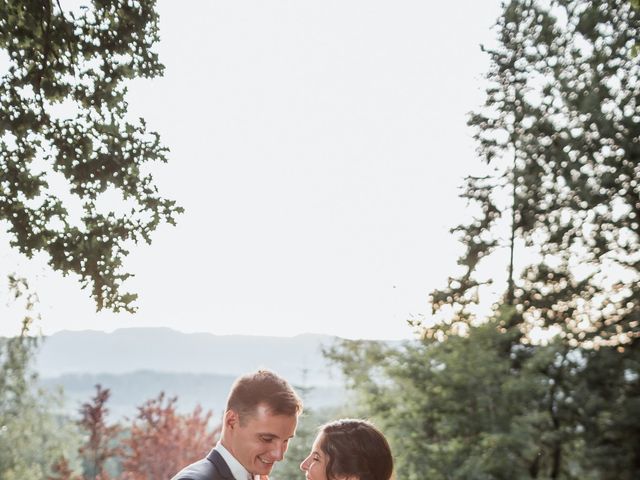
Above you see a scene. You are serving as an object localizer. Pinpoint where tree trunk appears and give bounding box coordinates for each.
[528,452,540,478]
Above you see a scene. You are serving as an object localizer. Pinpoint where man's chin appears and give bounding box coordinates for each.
[254,459,275,475]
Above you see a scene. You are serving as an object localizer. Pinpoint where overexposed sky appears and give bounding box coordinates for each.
[1,0,505,340]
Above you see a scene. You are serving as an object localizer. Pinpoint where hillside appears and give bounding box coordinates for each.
[34,328,350,418]
[40,370,346,419]
[36,328,341,385]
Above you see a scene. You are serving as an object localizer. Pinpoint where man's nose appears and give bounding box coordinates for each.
[271,442,286,461]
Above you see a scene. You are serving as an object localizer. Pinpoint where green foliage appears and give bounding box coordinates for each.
[430,0,640,348]
[272,380,348,480]
[575,345,640,479]
[0,386,82,480]
[0,280,81,480]
[430,1,640,470]
[327,310,599,480]
[423,1,640,472]
[273,407,330,480]
[0,0,182,313]
[330,1,640,478]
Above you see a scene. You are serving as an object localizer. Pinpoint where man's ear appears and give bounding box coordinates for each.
[224,409,240,431]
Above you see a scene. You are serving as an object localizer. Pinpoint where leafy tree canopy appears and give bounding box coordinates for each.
[326,310,592,480]
[429,0,640,349]
[0,0,182,313]
[329,0,640,478]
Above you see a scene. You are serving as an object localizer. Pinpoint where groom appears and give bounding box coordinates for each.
[171,370,303,480]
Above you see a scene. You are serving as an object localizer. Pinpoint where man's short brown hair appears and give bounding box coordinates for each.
[226,370,303,422]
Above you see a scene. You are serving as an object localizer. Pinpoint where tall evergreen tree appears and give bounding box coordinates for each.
[330,1,640,478]
[431,0,640,347]
[429,0,640,476]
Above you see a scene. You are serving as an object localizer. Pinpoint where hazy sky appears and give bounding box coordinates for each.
[1,0,505,340]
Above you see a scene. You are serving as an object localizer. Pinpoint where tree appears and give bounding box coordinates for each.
[428,1,640,474]
[271,409,316,480]
[429,1,640,473]
[0,359,82,480]
[632,0,640,56]
[430,0,639,346]
[270,380,347,480]
[327,309,594,480]
[77,385,122,480]
[0,0,182,313]
[0,278,82,480]
[47,457,82,480]
[330,0,640,478]
[120,392,220,480]
[573,345,640,479]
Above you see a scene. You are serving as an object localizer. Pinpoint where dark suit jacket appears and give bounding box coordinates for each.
[171,449,237,480]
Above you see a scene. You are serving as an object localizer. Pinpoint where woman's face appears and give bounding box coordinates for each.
[300,432,329,480]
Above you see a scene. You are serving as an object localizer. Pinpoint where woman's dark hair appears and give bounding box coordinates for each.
[319,419,393,480]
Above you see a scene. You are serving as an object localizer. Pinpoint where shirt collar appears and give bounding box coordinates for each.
[215,441,254,480]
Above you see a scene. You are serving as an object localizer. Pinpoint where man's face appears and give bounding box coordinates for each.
[223,403,298,476]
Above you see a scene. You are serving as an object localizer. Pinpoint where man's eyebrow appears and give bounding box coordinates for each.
[257,432,296,439]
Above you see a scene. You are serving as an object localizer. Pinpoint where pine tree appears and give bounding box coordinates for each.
[330,1,640,478]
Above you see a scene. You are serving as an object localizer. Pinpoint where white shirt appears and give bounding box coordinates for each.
[215,442,254,480]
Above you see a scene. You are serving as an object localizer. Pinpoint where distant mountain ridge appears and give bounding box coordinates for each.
[40,370,346,419]
[33,328,351,419]
[35,328,343,386]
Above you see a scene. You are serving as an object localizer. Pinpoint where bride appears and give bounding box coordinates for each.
[300,419,393,480]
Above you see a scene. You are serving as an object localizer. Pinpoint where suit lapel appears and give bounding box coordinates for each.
[207,449,237,480]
